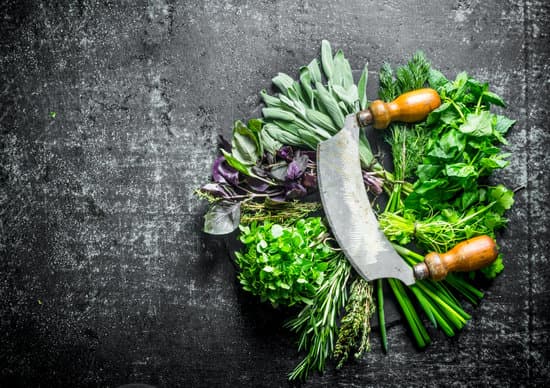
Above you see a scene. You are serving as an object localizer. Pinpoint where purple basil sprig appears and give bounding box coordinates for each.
[212,155,239,186]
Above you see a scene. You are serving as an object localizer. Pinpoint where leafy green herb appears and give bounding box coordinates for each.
[198,42,516,382]
[285,252,351,381]
[377,53,515,349]
[235,217,337,307]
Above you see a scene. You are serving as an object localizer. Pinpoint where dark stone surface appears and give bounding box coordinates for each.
[1,0,548,387]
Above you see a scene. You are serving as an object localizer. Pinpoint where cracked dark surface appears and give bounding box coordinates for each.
[1,1,548,387]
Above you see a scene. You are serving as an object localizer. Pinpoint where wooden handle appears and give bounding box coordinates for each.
[357,88,441,129]
[413,235,498,281]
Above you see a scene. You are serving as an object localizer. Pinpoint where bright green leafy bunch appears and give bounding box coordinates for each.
[235,217,337,307]
[405,70,515,216]
[380,69,516,260]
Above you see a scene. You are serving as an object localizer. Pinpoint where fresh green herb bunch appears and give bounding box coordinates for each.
[261,40,381,174]
[235,217,338,307]
[375,52,515,351]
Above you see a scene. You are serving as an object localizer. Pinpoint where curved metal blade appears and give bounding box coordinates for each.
[317,115,415,285]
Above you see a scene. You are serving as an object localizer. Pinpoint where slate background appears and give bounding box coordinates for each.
[1,0,549,387]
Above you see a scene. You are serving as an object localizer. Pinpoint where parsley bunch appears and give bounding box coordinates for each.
[235,217,338,307]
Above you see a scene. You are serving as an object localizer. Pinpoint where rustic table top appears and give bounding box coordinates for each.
[1,1,548,387]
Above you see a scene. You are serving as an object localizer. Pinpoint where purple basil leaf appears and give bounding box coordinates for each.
[286,161,302,180]
[286,153,309,181]
[269,162,289,182]
[251,166,268,178]
[245,177,269,193]
[201,183,230,198]
[301,150,316,162]
[277,145,294,161]
[301,171,317,189]
[285,182,307,200]
[212,155,239,186]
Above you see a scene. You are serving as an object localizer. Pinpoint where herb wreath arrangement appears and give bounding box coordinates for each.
[197,41,515,381]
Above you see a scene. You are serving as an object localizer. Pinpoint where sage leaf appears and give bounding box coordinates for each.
[332,84,357,111]
[321,40,334,81]
[305,108,337,133]
[272,72,295,96]
[315,82,345,128]
[333,49,354,90]
[262,107,297,122]
[308,58,322,84]
[260,128,283,155]
[358,64,369,110]
[261,89,283,108]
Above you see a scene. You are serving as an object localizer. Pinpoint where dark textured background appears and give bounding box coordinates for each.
[1,1,549,387]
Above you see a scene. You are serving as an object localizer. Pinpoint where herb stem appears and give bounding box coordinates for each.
[377,279,388,352]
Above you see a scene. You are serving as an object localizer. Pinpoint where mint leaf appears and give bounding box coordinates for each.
[494,114,516,134]
[459,111,492,137]
[482,91,506,107]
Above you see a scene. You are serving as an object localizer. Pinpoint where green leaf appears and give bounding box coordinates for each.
[232,120,260,165]
[221,149,251,175]
[426,102,451,125]
[482,90,506,107]
[459,111,493,137]
[271,224,284,238]
[308,58,322,84]
[480,254,504,279]
[259,129,283,155]
[272,72,295,95]
[332,84,357,110]
[305,108,337,133]
[321,40,334,80]
[260,89,283,108]
[414,179,447,194]
[445,163,477,179]
[494,114,516,134]
[263,122,304,147]
[489,184,514,213]
[333,49,354,89]
[315,82,345,128]
[262,107,297,122]
[480,154,510,171]
[358,64,369,110]
[299,67,314,106]
[417,164,442,181]
[203,201,241,235]
[428,68,449,91]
